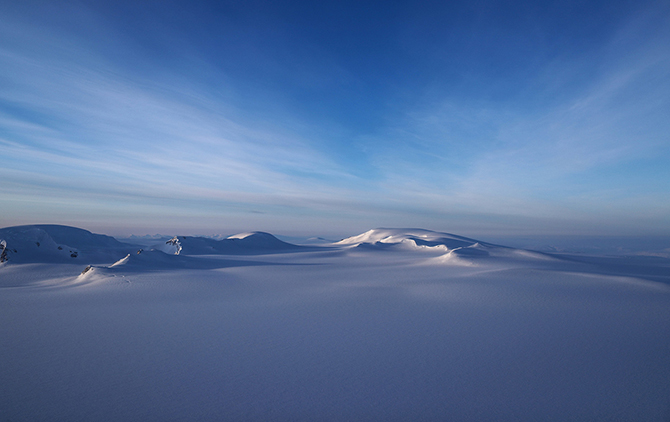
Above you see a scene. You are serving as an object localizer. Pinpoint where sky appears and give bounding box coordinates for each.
[1,0,669,238]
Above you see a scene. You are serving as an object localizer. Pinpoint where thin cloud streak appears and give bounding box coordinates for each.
[369,8,670,231]
[0,21,358,195]
[1,1,669,235]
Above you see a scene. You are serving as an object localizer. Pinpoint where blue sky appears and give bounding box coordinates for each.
[1,0,669,237]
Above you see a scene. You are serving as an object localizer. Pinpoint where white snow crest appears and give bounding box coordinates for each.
[227,232,255,240]
[336,228,482,255]
[110,254,131,267]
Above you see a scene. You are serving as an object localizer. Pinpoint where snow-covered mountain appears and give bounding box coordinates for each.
[337,228,486,249]
[0,225,558,268]
[336,228,559,266]
[0,225,137,264]
[152,231,302,255]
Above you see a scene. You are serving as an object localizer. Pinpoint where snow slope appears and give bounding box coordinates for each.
[1,225,669,421]
[0,224,138,264]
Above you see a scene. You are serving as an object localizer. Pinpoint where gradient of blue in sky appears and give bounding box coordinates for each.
[1,0,669,236]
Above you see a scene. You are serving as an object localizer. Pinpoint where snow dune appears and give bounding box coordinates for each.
[1,225,669,421]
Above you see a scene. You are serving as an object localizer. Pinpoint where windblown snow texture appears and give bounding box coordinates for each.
[1,225,669,421]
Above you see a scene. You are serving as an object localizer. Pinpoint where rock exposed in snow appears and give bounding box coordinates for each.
[151,236,182,255]
[0,239,8,263]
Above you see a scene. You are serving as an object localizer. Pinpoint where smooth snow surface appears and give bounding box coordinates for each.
[1,226,670,421]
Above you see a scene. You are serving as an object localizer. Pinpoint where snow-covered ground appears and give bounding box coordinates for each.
[1,225,669,421]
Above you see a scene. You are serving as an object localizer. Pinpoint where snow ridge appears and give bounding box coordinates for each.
[337,228,489,250]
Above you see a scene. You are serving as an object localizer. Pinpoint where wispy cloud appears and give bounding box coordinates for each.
[364,6,670,232]
[1,1,669,236]
[0,18,362,190]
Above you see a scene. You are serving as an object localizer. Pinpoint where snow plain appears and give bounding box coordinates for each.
[1,225,669,421]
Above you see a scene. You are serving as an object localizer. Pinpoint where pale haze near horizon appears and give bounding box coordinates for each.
[1,0,669,238]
